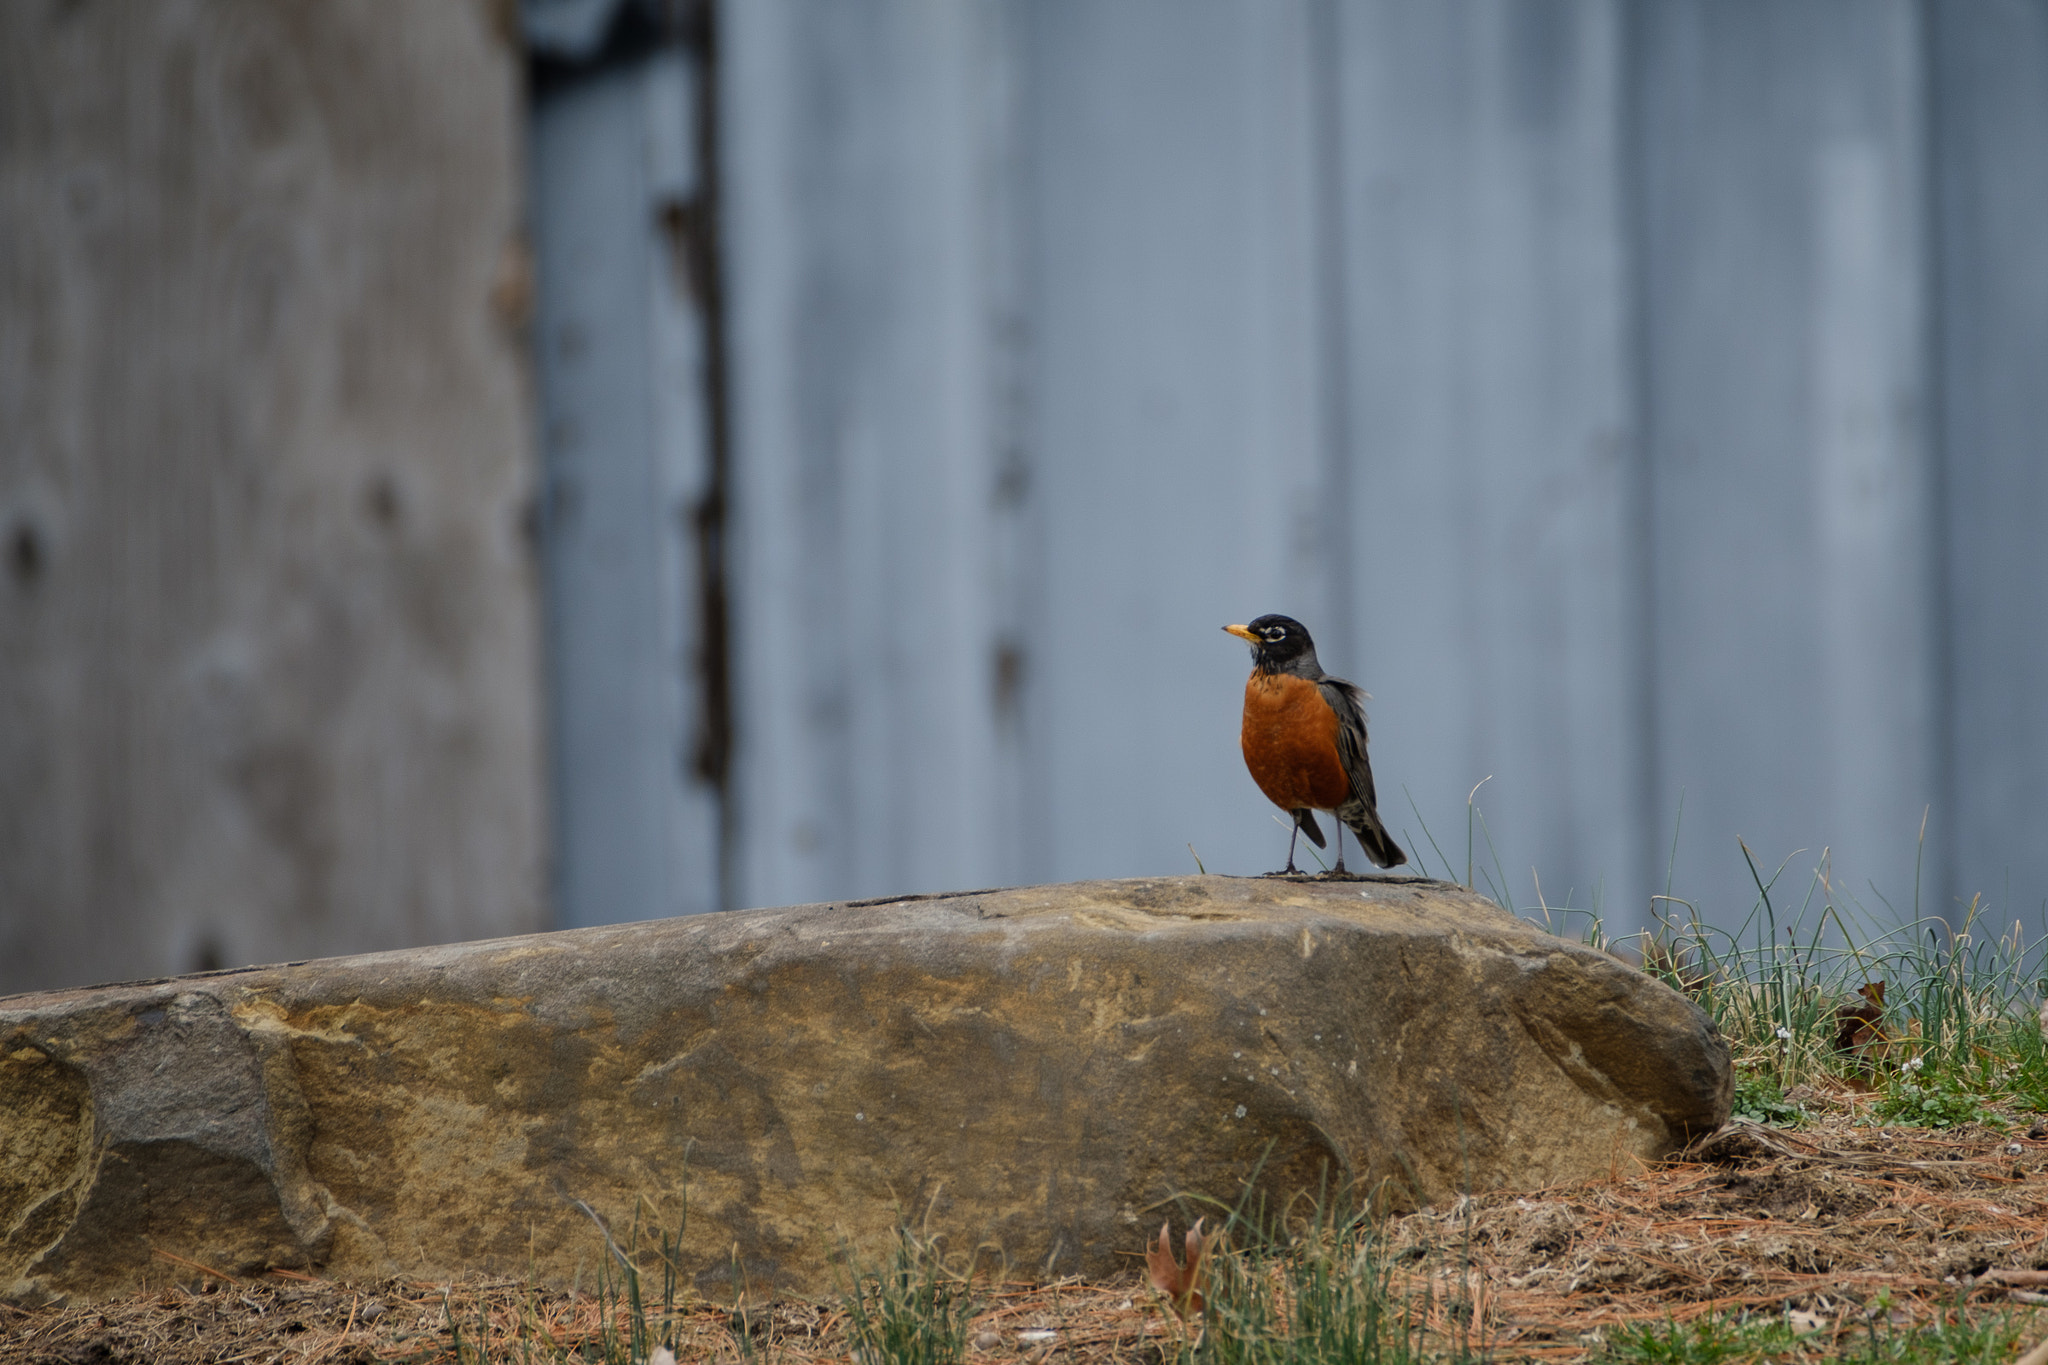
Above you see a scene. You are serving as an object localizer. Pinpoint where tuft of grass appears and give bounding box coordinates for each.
[575,1194,691,1365]
[446,1192,692,1365]
[1596,1305,2032,1364]
[1197,1229,1479,1365]
[1597,1311,1794,1364]
[839,1225,978,1365]
[1451,787,2048,1115]
[1159,1176,1487,1365]
[1198,1220,1410,1364]
[1657,875,2048,1112]
[2003,1018,2048,1112]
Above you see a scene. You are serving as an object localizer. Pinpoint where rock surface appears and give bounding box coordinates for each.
[0,876,1729,1303]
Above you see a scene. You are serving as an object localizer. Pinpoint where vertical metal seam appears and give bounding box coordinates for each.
[681,0,737,910]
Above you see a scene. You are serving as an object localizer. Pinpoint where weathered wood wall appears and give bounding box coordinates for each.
[536,0,2048,937]
[0,1,547,992]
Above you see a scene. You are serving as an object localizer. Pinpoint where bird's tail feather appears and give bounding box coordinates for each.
[1292,809,1327,849]
[1347,812,1406,869]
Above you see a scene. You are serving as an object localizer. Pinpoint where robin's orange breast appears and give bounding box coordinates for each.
[1240,673,1352,812]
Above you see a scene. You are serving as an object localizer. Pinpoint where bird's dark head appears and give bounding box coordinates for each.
[1224,614,1320,676]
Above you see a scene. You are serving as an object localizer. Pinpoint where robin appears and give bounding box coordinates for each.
[1224,615,1406,875]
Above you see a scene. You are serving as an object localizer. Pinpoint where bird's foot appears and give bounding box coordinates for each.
[1310,859,1359,892]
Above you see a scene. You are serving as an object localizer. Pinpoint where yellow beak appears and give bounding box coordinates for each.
[1223,624,1258,643]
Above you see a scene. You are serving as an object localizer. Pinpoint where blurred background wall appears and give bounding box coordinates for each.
[0,1,546,993]
[4,0,2045,993]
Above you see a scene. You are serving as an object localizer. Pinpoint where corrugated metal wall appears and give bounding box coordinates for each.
[530,0,2048,936]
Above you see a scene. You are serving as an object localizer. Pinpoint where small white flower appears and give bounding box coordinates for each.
[1905,1056,1925,1072]
[1774,1025,1792,1041]
[1234,1104,1247,1119]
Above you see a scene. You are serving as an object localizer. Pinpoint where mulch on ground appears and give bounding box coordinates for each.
[1382,1107,2048,1358]
[8,1103,2048,1364]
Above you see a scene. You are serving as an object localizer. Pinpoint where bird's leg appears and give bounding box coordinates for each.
[1284,821,1301,875]
[1331,824,1348,876]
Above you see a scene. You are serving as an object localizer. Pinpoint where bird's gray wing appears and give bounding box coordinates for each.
[1316,677,1379,811]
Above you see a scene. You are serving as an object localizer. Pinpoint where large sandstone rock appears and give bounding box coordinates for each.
[0,876,1728,1303]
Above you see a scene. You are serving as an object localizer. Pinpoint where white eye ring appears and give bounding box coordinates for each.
[1262,627,1285,641]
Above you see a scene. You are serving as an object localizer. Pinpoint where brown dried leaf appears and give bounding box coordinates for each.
[1144,1218,1208,1319]
[1833,980,1893,1061]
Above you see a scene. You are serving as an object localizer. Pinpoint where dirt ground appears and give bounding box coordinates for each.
[8,1104,2048,1364]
